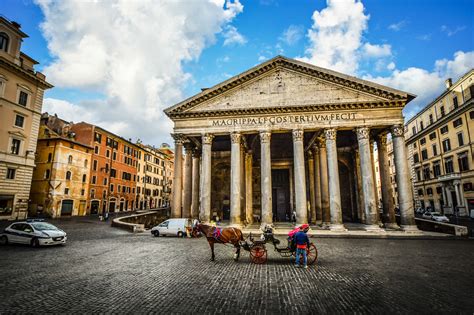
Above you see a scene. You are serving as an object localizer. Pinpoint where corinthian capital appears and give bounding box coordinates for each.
[376,131,388,146]
[317,136,326,148]
[292,129,304,142]
[307,150,314,160]
[355,127,370,140]
[171,133,185,145]
[391,125,404,138]
[230,132,241,144]
[202,133,214,145]
[259,131,271,144]
[324,128,337,141]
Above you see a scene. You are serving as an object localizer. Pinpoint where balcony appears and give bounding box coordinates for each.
[438,173,461,182]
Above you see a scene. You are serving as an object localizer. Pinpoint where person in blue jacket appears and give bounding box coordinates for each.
[294,224,310,268]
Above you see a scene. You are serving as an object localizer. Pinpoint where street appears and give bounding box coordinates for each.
[0,217,473,314]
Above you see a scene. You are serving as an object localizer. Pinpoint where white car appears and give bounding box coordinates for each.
[431,213,450,223]
[151,218,192,237]
[0,220,67,247]
[422,212,434,220]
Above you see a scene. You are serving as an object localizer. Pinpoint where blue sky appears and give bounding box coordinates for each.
[1,0,473,145]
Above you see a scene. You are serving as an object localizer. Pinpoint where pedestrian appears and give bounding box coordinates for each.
[294,224,310,268]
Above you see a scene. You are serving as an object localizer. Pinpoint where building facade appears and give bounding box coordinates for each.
[0,17,52,220]
[405,70,474,216]
[71,123,139,214]
[165,56,417,231]
[30,114,92,218]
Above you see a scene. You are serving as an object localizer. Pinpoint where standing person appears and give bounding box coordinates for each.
[294,224,310,268]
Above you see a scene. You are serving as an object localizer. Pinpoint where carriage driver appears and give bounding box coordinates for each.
[294,224,310,269]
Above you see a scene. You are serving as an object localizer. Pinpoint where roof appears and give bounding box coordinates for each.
[164,55,415,117]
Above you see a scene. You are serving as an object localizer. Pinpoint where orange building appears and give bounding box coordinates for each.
[71,123,140,214]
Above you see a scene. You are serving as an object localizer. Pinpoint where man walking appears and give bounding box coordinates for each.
[294,224,310,268]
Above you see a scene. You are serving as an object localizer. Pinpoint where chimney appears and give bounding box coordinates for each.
[445,78,452,89]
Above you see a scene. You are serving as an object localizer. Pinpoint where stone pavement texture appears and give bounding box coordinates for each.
[0,217,473,314]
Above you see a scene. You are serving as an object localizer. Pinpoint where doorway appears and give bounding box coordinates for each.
[90,200,99,214]
[61,200,73,216]
[271,169,290,222]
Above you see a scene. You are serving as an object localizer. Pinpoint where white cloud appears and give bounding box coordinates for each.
[279,25,304,45]
[416,34,431,41]
[388,20,407,31]
[36,0,243,145]
[387,62,395,70]
[362,43,392,58]
[441,25,466,37]
[223,25,247,46]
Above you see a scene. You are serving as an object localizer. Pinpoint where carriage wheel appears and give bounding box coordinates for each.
[250,245,267,264]
[306,243,318,265]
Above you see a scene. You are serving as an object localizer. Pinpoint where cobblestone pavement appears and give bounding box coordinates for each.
[0,217,473,314]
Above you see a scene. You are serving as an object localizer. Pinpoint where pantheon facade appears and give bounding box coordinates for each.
[164,56,418,232]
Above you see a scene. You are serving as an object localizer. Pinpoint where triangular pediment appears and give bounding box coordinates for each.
[165,56,415,119]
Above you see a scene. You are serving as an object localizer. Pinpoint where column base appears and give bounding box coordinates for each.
[329,224,347,232]
[321,222,331,229]
[364,224,385,232]
[400,224,420,233]
[384,222,400,230]
[316,220,323,225]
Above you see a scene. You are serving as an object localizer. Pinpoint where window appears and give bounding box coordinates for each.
[415,168,421,181]
[103,178,107,185]
[18,91,28,106]
[429,132,436,140]
[433,163,441,177]
[442,139,451,152]
[92,176,97,184]
[440,125,449,134]
[44,169,50,179]
[110,169,116,178]
[413,142,417,148]
[94,132,102,143]
[84,159,88,168]
[444,158,454,174]
[470,111,474,119]
[110,184,114,192]
[436,186,442,194]
[106,150,110,158]
[10,139,20,155]
[64,188,69,195]
[453,118,463,128]
[14,115,25,128]
[458,153,469,172]
[113,151,117,160]
[118,185,121,193]
[82,174,87,183]
[47,153,52,162]
[453,96,458,109]
[90,189,96,199]
[426,188,433,195]
[429,114,433,124]
[463,182,473,192]
[68,155,73,164]
[0,195,14,215]
[420,121,424,131]
[81,189,85,196]
[94,146,99,154]
[413,153,420,163]
[412,126,416,135]
[421,149,428,160]
[93,160,98,171]
[432,144,437,156]
[66,171,71,180]
[440,106,445,117]
[0,32,9,52]
[6,168,15,179]
[102,190,106,199]
[417,188,424,196]
[420,138,426,145]
[423,166,430,180]
[457,133,464,146]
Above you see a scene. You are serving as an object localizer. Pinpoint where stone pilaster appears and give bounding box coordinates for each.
[376,132,399,229]
[191,150,201,219]
[356,127,381,231]
[454,180,462,207]
[245,151,253,224]
[260,131,272,227]
[391,125,418,231]
[293,129,308,225]
[325,128,345,231]
[171,134,184,218]
[312,145,322,225]
[199,133,214,223]
[182,143,193,218]
[230,132,242,227]
[318,136,330,227]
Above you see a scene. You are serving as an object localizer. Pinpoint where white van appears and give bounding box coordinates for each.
[151,218,192,237]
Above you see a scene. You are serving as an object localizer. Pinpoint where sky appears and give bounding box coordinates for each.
[1,0,473,146]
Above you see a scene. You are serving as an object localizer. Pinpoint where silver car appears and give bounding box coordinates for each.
[0,220,67,247]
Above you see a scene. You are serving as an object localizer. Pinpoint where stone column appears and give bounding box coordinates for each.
[313,145,322,224]
[171,134,184,218]
[376,132,399,229]
[370,142,380,221]
[240,142,246,222]
[356,127,380,231]
[325,128,345,231]
[245,151,253,224]
[307,150,316,224]
[293,129,308,225]
[454,180,462,207]
[199,133,214,223]
[260,131,272,227]
[182,143,193,218]
[318,136,330,227]
[230,132,242,227]
[353,148,365,223]
[191,150,201,219]
[391,125,418,231]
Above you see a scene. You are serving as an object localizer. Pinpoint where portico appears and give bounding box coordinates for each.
[164,56,418,231]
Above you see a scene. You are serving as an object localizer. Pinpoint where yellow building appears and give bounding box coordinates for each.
[30,114,92,218]
[405,70,474,216]
[0,17,52,220]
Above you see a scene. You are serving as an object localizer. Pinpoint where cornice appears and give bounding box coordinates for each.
[0,57,53,89]
[168,100,405,119]
[164,56,413,118]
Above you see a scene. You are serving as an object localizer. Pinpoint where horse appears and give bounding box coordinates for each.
[195,223,244,262]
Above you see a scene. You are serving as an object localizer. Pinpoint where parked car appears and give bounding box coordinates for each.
[422,212,434,220]
[415,207,425,215]
[431,212,450,223]
[151,218,192,237]
[0,220,67,247]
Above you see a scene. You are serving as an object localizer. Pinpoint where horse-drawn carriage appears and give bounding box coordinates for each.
[241,226,318,265]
